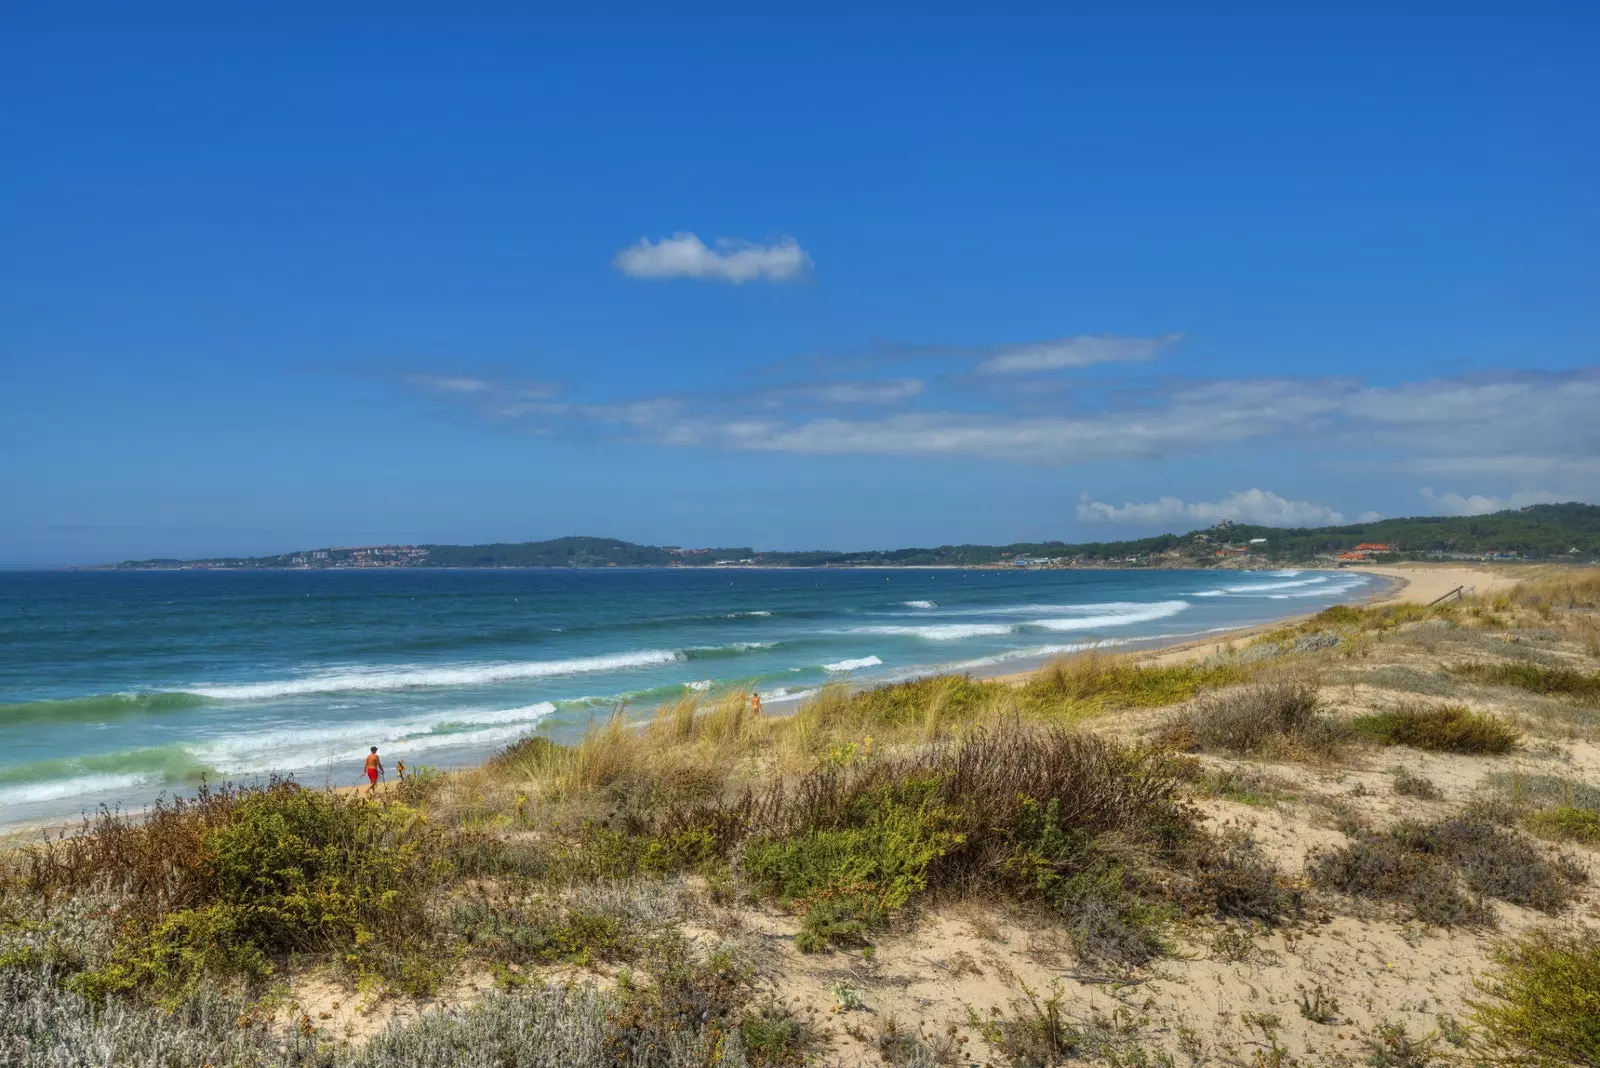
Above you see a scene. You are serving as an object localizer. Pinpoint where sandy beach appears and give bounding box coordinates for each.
[1072,562,1520,672]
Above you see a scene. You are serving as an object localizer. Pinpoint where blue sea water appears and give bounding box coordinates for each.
[0,567,1377,829]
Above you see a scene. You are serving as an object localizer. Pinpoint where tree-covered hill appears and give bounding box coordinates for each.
[104,503,1600,570]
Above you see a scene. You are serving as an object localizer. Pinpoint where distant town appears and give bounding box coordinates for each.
[90,503,1600,572]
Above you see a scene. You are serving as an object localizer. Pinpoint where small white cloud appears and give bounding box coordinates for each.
[977,334,1180,374]
[796,379,924,405]
[612,232,811,283]
[1419,487,1565,517]
[1357,511,1385,523]
[1076,488,1345,527]
[405,374,490,393]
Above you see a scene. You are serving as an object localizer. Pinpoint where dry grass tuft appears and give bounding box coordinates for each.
[1156,676,1346,759]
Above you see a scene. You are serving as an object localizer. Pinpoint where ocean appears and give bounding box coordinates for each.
[0,566,1377,830]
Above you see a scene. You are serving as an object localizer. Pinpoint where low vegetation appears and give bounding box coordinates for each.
[1471,927,1600,1067]
[1450,660,1600,702]
[7,570,1600,1066]
[1351,702,1521,754]
[1309,810,1585,925]
[1156,676,1348,759]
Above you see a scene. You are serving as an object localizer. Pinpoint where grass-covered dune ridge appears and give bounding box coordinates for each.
[5,566,1600,1066]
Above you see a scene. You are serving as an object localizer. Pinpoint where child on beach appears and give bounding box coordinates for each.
[364,747,383,793]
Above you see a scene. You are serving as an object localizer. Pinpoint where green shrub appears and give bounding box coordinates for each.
[1472,927,1600,1066]
[395,764,445,806]
[1526,805,1600,845]
[68,784,445,1001]
[1351,703,1520,754]
[1451,661,1600,702]
[739,725,1250,964]
[742,776,963,951]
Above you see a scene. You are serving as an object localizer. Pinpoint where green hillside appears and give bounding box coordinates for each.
[105,503,1600,570]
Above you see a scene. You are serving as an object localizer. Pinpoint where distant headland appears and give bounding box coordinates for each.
[87,503,1600,571]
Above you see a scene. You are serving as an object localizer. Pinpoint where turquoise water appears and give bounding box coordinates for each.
[0,567,1375,828]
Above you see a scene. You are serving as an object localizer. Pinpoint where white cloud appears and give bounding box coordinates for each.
[977,334,1181,374]
[1075,489,1346,527]
[405,374,490,393]
[612,233,811,283]
[1419,487,1566,517]
[793,378,921,404]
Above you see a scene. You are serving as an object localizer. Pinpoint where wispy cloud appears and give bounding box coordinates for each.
[1418,487,1567,517]
[1076,489,1347,527]
[977,334,1181,374]
[777,379,924,405]
[612,233,811,283]
[391,343,1600,508]
[404,373,492,394]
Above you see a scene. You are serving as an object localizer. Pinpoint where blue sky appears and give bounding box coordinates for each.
[2,5,1597,568]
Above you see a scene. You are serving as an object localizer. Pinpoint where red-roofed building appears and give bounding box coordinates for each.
[1354,543,1393,552]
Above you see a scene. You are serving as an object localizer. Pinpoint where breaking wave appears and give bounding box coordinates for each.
[824,655,884,673]
[187,650,684,700]
[849,623,1016,640]
[1027,600,1190,632]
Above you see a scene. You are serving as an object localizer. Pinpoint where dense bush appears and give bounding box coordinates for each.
[9,782,447,1002]
[1471,927,1600,1067]
[1351,703,1521,754]
[734,725,1279,963]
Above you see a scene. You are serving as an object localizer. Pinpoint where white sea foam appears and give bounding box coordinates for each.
[941,643,1101,672]
[1027,600,1189,632]
[187,650,683,700]
[945,600,1177,617]
[726,610,772,617]
[0,773,153,806]
[191,702,557,774]
[824,655,884,672]
[901,600,938,609]
[850,623,1016,640]
[1220,576,1329,593]
[686,680,712,691]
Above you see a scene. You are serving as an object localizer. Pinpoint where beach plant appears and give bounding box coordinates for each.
[1470,926,1600,1067]
[1351,702,1521,754]
[1449,660,1600,702]
[1309,810,1583,924]
[1391,767,1444,800]
[1525,805,1600,845]
[1158,676,1347,759]
[20,781,448,1002]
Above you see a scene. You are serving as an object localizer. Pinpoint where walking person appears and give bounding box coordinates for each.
[364,746,384,793]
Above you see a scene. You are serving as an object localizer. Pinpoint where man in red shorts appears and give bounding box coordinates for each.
[363,746,384,793]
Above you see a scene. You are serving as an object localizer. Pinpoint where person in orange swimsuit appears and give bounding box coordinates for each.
[363,747,383,793]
